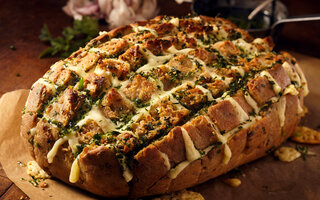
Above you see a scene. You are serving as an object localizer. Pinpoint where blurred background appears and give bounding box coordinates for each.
[0,0,319,199]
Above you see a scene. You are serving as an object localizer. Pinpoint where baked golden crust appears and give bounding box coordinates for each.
[21,15,308,198]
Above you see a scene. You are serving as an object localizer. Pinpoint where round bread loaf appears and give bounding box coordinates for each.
[21,15,308,198]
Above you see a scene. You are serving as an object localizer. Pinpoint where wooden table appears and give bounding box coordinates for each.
[0,0,319,199]
[0,0,68,199]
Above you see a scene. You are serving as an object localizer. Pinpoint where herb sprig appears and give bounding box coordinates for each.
[295,145,309,160]
[39,16,99,59]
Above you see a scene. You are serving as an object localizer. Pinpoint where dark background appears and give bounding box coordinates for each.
[0,0,319,199]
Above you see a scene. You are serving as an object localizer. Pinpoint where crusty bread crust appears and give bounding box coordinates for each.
[21,15,308,198]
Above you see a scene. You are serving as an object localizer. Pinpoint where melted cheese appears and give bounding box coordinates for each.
[47,132,80,163]
[203,145,215,155]
[218,28,228,40]
[192,16,202,21]
[89,48,107,55]
[224,116,261,139]
[274,147,301,162]
[297,98,304,115]
[94,65,108,76]
[244,92,259,113]
[68,135,79,154]
[203,67,221,80]
[230,66,245,76]
[195,85,214,101]
[203,116,227,143]
[66,63,87,78]
[47,136,68,163]
[148,76,164,91]
[252,38,271,51]
[120,159,133,182]
[283,85,299,96]
[222,145,232,165]
[233,38,258,55]
[76,106,116,133]
[260,71,282,94]
[169,17,180,27]
[159,150,171,170]
[168,161,189,179]
[69,158,80,183]
[126,109,148,131]
[136,50,172,73]
[278,97,287,127]
[132,80,192,126]
[99,31,108,35]
[203,115,231,164]
[223,178,242,187]
[294,64,309,96]
[181,127,201,161]
[167,46,193,55]
[132,26,158,37]
[282,62,301,86]
[27,161,50,179]
[227,97,249,123]
[29,127,37,136]
[252,38,264,45]
[33,78,57,94]
[223,77,233,87]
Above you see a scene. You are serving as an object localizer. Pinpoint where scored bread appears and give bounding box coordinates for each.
[20,15,308,198]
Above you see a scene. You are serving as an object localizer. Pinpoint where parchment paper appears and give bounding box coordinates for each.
[0,52,319,200]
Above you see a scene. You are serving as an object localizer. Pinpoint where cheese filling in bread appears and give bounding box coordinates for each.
[21,15,308,198]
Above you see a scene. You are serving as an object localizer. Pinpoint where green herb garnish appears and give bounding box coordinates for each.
[78,77,84,90]
[39,16,99,59]
[91,133,103,145]
[295,145,309,160]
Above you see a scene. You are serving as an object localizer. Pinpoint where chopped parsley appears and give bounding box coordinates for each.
[78,77,84,90]
[39,16,99,58]
[295,145,309,160]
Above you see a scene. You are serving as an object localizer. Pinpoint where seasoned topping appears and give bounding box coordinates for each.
[150,98,189,125]
[70,50,102,72]
[45,88,85,127]
[123,31,155,44]
[98,38,129,57]
[83,73,110,97]
[100,89,134,122]
[188,47,217,65]
[145,39,172,56]
[213,40,241,58]
[46,61,76,86]
[153,22,176,36]
[26,15,307,184]
[119,45,147,71]
[26,82,54,113]
[122,75,157,105]
[97,59,130,80]
[173,84,208,110]
[167,54,195,76]
[78,120,103,144]
[171,32,197,50]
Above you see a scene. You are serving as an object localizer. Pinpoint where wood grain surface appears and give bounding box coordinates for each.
[0,0,319,199]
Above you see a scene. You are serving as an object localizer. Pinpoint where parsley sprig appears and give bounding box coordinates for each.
[295,145,309,160]
[39,16,99,59]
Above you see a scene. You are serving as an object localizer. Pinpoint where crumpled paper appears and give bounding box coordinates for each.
[0,52,319,200]
[0,90,97,200]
